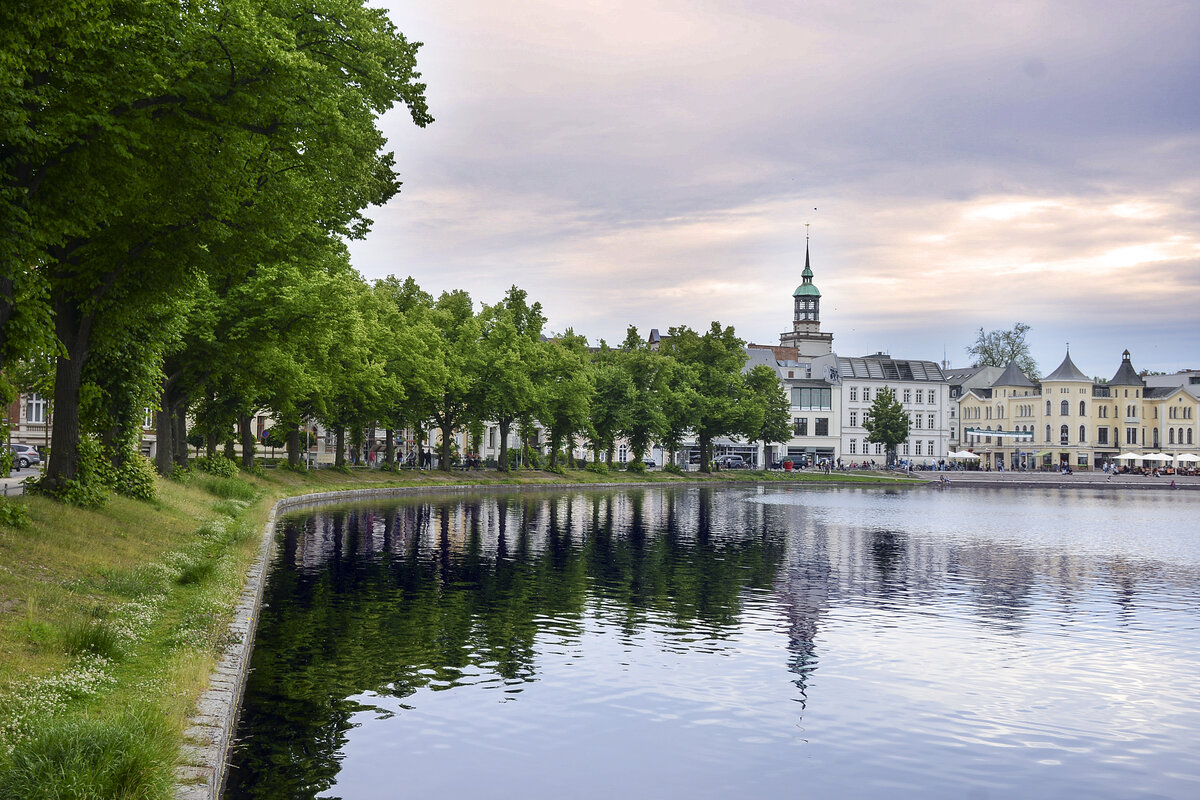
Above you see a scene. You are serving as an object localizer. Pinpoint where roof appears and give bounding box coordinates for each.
[1043,350,1092,383]
[837,355,947,382]
[793,240,821,297]
[993,361,1036,388]
[743,346,781,373]
[1109,349,1144,387]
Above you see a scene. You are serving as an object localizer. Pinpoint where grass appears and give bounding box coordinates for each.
[0,461,919,796]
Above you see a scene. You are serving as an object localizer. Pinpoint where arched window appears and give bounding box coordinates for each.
[1060,424,1069,445]
[1046,400,1051,416]
[1169,428,1176,444]
[1060,400,1069,416]
[1189,428,1194,445]
[1079,425,1086,442]
[1153,427,1159,447]
[1079,401,1086,416]
[1045,424,1051,443]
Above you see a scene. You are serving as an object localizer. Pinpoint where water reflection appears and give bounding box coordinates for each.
[226,486,1200,800]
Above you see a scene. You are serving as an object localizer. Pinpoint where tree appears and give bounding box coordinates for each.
[427,290,480,471]
[661,322,746,473]
[616,327,669,467]
[863,387,910,465]
[535,331,592,469]
[586,345,633,467]
[967,323,1039,380]
[740,364,791,464]
[474,287,545,472]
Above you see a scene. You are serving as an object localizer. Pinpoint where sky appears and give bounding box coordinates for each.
[348,0,1200,378]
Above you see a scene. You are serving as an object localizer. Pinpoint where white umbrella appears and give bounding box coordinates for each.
[1174,453,1200,464]
[1116,452,1142,461]
[1143,452,1171,461]
[956,451,980,459]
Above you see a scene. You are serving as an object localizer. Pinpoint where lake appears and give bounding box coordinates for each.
[224,485,1200,799]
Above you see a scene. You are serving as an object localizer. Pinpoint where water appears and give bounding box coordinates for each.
[225,485,1200,799]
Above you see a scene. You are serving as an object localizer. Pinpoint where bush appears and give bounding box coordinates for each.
[584,462,609,475]
[109,454,157,501]
[625,460,647,474]
[192,455,239,478]
[29,436,109,508]
[0,497,30,528]
[664,464,685,476]
[0,707,176,800]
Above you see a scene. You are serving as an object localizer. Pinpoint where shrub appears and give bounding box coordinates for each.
[192,455,239,478]
[29,436,109,508]
[0,707,176,800]
[0,497,30,528]
[584,462,609,475]
[664,464,685,476]
[625,460,647,474]
[110,454,157,501]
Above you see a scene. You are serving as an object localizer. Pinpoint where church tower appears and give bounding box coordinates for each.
[780,233,834,357]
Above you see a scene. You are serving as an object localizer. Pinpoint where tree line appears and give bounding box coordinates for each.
[0,1,790,503]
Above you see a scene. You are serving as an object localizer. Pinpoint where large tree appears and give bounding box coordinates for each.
[474,287,545,471]
[740,364,791,465]
[967,322,1039,380]
[863,386,910,465]
[661,322,747,473]
[4,0,431,494]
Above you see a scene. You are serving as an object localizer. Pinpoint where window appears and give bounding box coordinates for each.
[1126,427,1138,445]
[1045,424,1051,443]
[794,418,808,436]
[902,443,909,455]
[26,393,47,424]
[915,441,923,455]
[815,418,829,436]
[790,387,832,410]
[1153,427,1160,448]
[1060,425,1070,445]
[916,389,924,404]
[1079,425,1086,443]
[903,389,912,404]
[849,411,858,427]
[1079,401,1086,416]
[875,443,883,455]
[618,444,627,463]
[1098,427,1108,445]
[850,439,857,454]
[143,407,154,429]
[914,414,922,429]
[1060,400,1069,416]
[1189,429,1194,445]
[863,387,871,402]
[850,387,858,402]
[1169,428,1176,444]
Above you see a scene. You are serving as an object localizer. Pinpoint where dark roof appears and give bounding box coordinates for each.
[838,355,946,382]
[1109,349,1144,387]
[1043,350,1092,383]
[992,361,1036,388]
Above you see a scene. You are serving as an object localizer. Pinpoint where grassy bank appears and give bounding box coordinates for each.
[0,464,914,797]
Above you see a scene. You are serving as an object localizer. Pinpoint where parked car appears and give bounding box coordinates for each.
[715,454,748,469]
[9,443,41,470]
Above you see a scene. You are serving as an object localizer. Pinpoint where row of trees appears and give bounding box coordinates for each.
[1,0,432,496]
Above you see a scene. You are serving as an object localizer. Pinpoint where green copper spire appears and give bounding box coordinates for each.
[793,238,820,297]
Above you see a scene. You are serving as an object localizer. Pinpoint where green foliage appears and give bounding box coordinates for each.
[625,460,647,474]
[177,559,216,587]
[664,463,686,476]
[192,456,239,479]
[741,364,792,447]
[863,386,911,457]
[585,462,609,475]
[966,322,1039,380]
[0,707,176,800]
[30,437,108,508]
[107,454,157,501]
[0,447,13,476]
[169,464,190,482]
[0,497,31,528]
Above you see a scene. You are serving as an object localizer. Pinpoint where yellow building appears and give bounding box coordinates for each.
[958,350,1200,471]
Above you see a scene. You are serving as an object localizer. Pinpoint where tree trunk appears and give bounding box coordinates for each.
[498,418,511,472]
[699,433,712,473]
[44,298,93,490]
[335,427,346,468]
[239,415,255,468]
[206,430,217,458]
[439,419,453,472]
[173,404,189,467]
[385,428,394,466]
[155,392,173,477]
[415,424,425,468]
[287,423,300,467]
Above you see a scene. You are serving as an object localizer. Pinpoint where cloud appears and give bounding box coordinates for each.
[352,0,1200,372]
